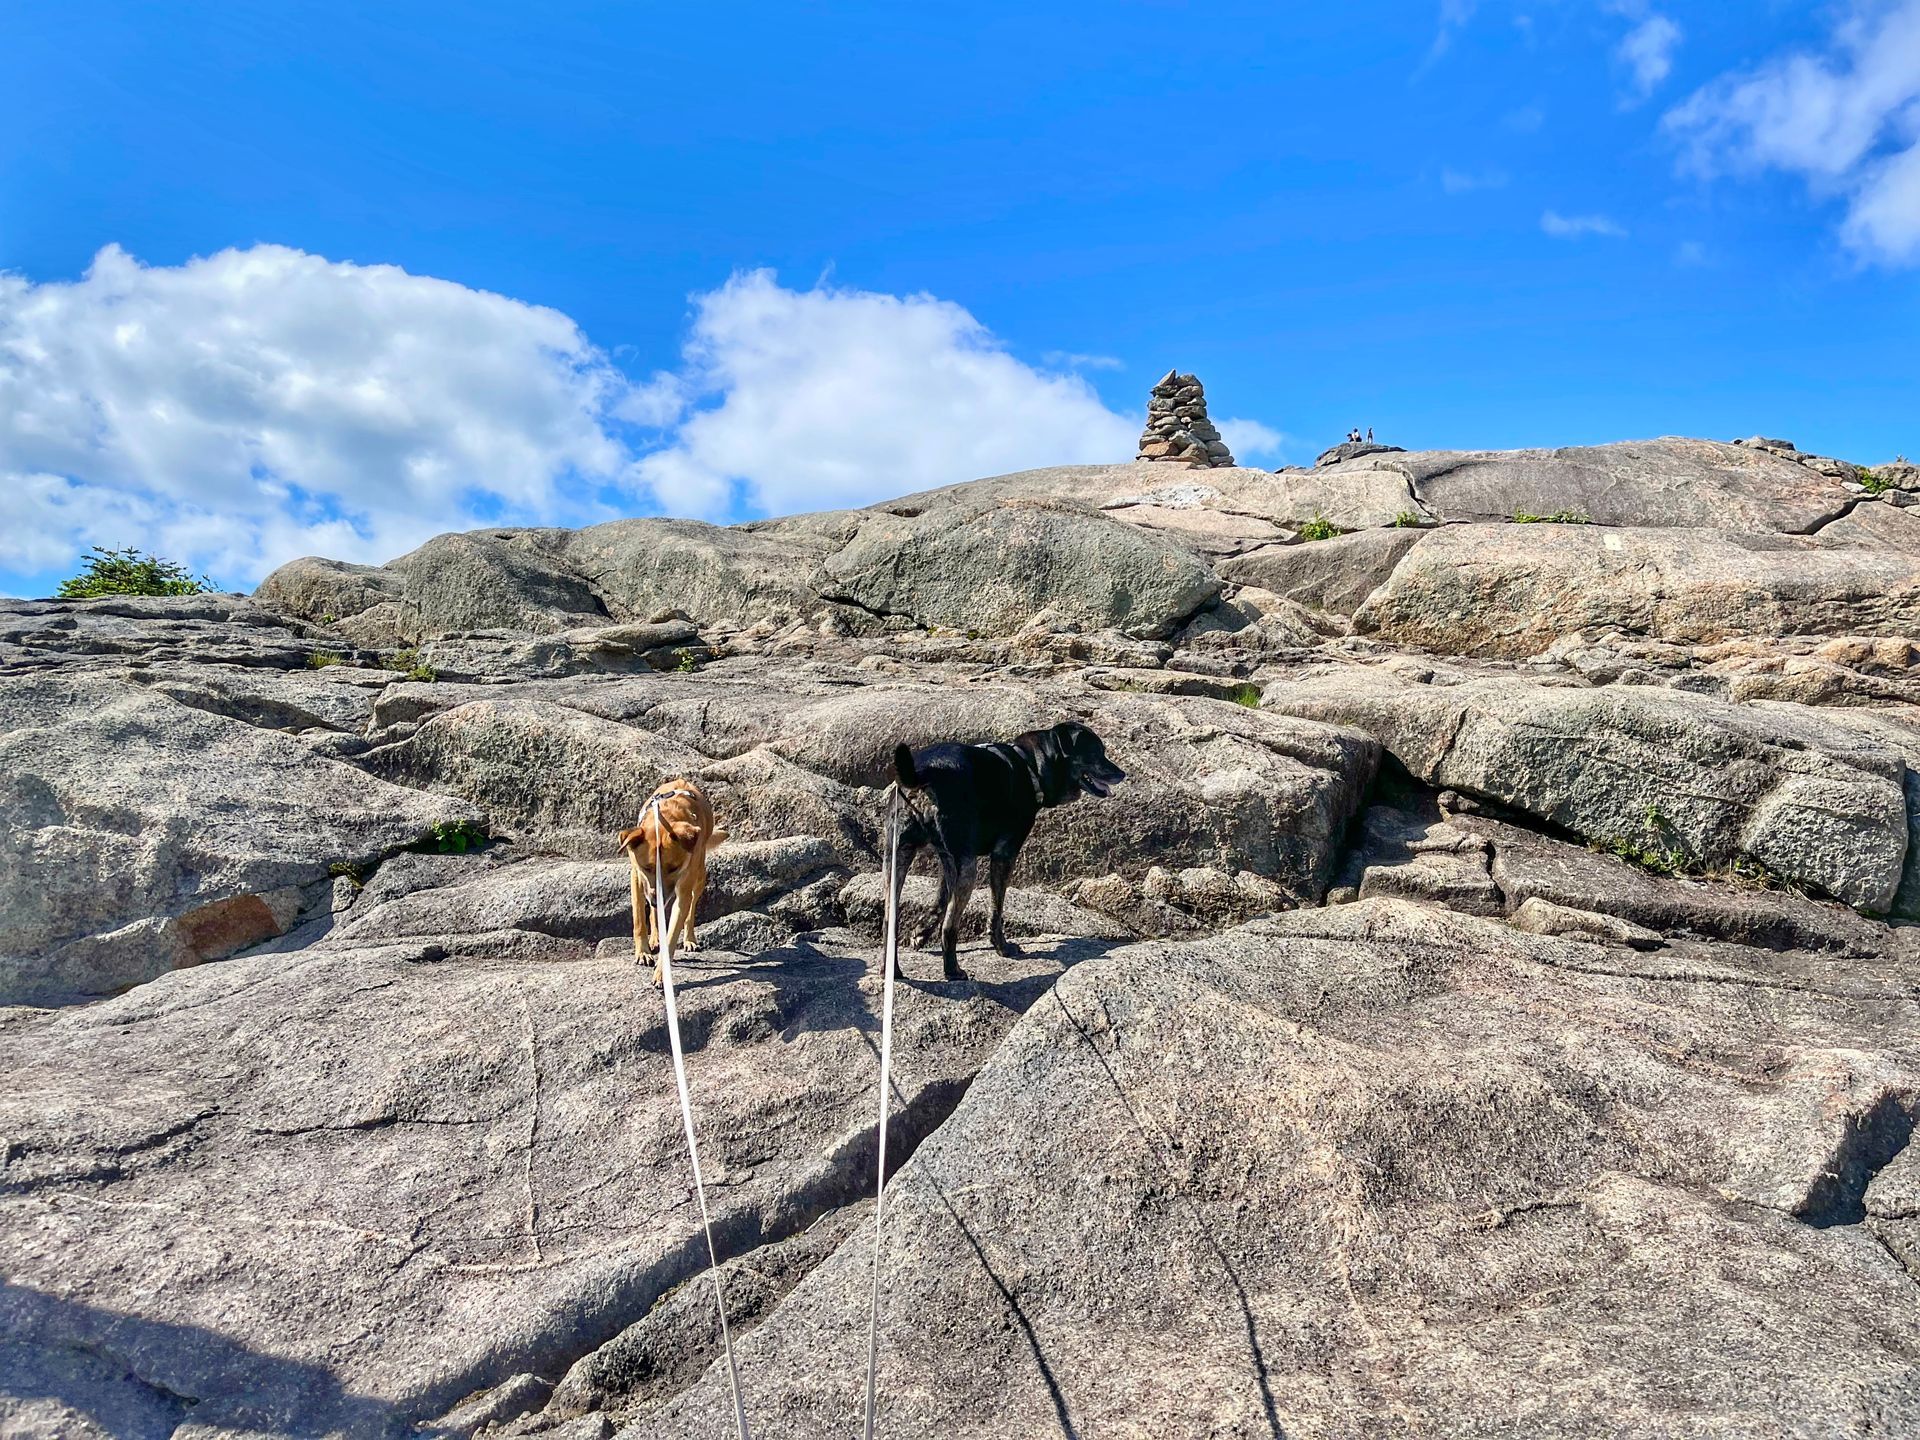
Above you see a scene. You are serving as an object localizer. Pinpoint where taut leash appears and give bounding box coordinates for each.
[643,793,751,1440]
[864,785,906,1438]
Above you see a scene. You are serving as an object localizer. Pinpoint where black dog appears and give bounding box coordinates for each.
[887,721,1126,979]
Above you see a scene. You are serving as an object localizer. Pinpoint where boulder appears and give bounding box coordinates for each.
[1023,689,1379,897]
[822,501,1221,639]
[1354,523,1920,657]
[1811,500,1920,551]
[362,697,712,840]
[1312,439,1405,467]
[1507,895,1663,948]
[0,672,476,1006]
[1359,437,1850,533]
[389,529,609,637]
[252,555,404,625]
[1261,669,1912,912]
[1218,526,1427,616]
[558,517,827,628]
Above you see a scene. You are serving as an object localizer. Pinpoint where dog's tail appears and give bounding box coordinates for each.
[893,743,921,789]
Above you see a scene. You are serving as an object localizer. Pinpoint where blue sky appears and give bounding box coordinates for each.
[3,1,1917,596]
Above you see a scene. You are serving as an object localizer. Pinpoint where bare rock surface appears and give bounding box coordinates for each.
[0,670,477,1006]
[623,901,1920,1439]
[1353,523,1920,658]
[1262,667,1912,914]
[821,500,1222,638]
[7,436,1920,1439]
[1346,436,1850,532]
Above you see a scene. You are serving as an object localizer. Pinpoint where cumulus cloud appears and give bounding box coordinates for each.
[0,243,633,587]
[630,270,1138,517]
[1663,0,1920,264]
[3,247,1280,593]
[1541,209,1629,238]
[1616,13,1682,102]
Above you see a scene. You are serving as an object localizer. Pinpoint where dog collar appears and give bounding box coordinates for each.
[985,744,1047,806]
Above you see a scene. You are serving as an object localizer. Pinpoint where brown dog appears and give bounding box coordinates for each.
[619,778,725,985]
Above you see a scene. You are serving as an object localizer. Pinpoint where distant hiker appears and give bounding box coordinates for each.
[1367,427,1374,443]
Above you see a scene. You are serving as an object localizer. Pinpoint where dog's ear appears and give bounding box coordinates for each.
[1026,726,1067,792]
[616,825,644,853]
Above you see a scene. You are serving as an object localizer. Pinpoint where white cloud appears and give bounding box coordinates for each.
[0,243,634,587]
[1041,350,1125,371]
[1541,209,1629,238]
[1219,419,1286,463]
[1674,239,1711,266]
[1663,0,1920,264]
[1,248,1170,592]
[1442,167,1510,194]
[1617,13,1682,102]
[631,270,1137,517]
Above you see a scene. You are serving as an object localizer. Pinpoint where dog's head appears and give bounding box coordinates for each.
[618,797,723,881]
[1026,720,1127,804]
[618,817,695,882]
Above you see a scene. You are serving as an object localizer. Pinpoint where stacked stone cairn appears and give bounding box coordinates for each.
[1137,369,1235,467]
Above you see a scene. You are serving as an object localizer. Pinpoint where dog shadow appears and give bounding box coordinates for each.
[661,932,1129,1052]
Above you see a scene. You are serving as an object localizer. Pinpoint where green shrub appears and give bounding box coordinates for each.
[404,664,438,682]
[422,819,489,854]
[1511,510,1591,525]
[56,545,214,599]
[1859,468,1892,496]
[307,651,345,669]
[674,647,698,674]
[1393,510,1425,528]
[1230,682,1263,708]
[1297,514,1343,542]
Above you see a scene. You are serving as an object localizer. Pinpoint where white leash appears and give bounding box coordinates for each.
[645,795,751,1440]
[863,788,905,1438]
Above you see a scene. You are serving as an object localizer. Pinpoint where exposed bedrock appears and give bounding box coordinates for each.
[5,428,1920,1438]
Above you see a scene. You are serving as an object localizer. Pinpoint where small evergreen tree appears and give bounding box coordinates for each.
[56,546,216,600]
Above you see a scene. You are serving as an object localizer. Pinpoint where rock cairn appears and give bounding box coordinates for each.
[1137,370,1234,467]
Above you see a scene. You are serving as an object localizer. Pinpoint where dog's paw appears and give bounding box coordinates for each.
[992,938,1026,959]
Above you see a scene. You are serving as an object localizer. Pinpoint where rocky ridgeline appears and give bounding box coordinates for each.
[5,433,1920,1438]
[1135,369,1234,466]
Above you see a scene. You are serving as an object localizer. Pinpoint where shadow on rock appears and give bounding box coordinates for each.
[0,1279,397,1438]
